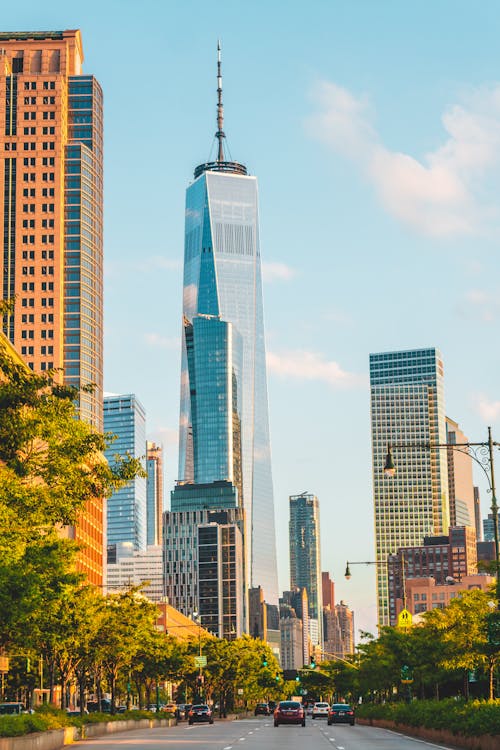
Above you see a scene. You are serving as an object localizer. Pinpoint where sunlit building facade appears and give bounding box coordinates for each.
[289,493,323,647]
[370,348,449,625]
[146,441,164,547]
[0,30,103,584]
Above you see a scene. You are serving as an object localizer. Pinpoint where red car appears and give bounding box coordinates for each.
[274,700,306,727]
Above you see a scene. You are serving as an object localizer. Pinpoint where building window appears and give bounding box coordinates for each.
[43,81,56,90]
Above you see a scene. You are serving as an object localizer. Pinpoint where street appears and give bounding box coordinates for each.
[77,716,459,750]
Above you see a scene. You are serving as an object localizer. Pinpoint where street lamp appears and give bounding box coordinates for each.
[383,426,500,603]
[345,555,407,612]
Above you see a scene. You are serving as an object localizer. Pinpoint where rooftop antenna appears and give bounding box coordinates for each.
[216,40,225,162]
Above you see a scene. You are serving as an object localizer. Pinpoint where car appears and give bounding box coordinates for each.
[182,703,193,719]
[0,703,25,715]
[327,703,355,726]
[274,700,306,727]
[162,702,176,713]
[66,708,89,717]
[254,703,270,716]
[188,704,214,725]
[312,701,329,719]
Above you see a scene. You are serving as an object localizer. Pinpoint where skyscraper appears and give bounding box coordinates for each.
[104,394,147,556]
[446,417,475,529]
[176,44,279,605]
[0,30,103,584]
[146,441,164,547]
[370,348,449,625]
[289,492,323,647]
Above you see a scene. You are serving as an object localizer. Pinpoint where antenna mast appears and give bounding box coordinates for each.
[216,40,225,162]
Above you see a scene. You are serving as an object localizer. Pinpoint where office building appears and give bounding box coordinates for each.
[106,544,163,601]
[289,492,323,646]
[104,394,147,554]
[280,616,303,671]
[322,571,335,609]
[280,588,310,666]
[446,418,476,528]
[197,521,244,639]
[146,441,164,547]
[483,512,500,544]
[0,30,103,584]
[324,601,354,659]
[406,574,495,616]
[370,348,449,625]
[176,45,278,605]
[387,526,478,625]
[163,502,245,634]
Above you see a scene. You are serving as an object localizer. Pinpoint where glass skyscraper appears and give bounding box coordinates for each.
[289,493,323,647]
[176,46,279,605]
[104,394,147,554]
[370,348,449,625]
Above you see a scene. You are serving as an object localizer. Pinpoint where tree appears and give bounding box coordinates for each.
[0,333,144,651]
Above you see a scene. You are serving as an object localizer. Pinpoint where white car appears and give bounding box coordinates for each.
[312,702,329,719]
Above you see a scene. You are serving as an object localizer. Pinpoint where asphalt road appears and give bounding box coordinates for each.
[78,716,460,750]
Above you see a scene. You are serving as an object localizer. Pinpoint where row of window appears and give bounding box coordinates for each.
[20,314,53,323]
[21,297,53,307]
[21,345,53,355]
[22,251,54,259]
[22,220,55,227]
[22,265,54,274]
[23,81,56,90]
[23,172,55,181]
[22,188,55,197]
[22,128,55,136]
[22,234,54,243]
[22,282,54,290]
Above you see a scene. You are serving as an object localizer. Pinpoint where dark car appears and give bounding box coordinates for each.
[188,704,214,725]
[274,700,305,727]
[327,703,355,726]
[254,703,270,716]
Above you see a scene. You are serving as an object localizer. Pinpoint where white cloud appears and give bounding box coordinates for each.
[156,426,179,446]
[262,262,297,282]
[267,349,366,389]
[474,394,500,422]
[144,332,180,350]
[459,289,500,321]
[307,81,500,237]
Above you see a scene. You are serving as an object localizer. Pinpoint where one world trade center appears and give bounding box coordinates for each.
[177,45,279,607]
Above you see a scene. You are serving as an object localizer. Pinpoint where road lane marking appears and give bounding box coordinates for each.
[223,746,232,749]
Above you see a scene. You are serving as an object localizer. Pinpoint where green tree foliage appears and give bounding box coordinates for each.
[0,335,143,651]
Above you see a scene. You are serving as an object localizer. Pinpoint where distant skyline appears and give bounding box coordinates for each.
[3,1,500,635]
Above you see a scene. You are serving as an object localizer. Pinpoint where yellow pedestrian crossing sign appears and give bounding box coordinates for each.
[397,609,413,629]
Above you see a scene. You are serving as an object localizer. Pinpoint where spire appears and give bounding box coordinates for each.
[193,42,247,179]
[216,40,225,162]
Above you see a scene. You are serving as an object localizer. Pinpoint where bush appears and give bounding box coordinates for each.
[356,698,500,737]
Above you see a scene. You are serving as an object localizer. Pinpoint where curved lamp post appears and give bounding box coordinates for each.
[383,426,500,604]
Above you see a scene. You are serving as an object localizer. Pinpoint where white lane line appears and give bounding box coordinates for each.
[223,747,232,749]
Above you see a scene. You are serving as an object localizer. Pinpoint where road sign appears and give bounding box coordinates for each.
[0,657,9,672]
[194,655,207,667]
[397,609,413,629]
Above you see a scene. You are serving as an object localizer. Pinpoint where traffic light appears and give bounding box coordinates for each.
[400,664,413,683]
[275,672,280,682]
[295,675,300,683]
[262,657,268,668]
[310,657,316,669]
[196,675,204,687]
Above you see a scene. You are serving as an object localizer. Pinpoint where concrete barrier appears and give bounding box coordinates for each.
[0,718,176,750]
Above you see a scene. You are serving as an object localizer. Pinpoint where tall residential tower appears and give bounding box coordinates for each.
[289,492,323,647]
[370,348,449,625]
[0,30,103,584]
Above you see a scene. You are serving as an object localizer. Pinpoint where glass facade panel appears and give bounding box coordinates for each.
[178,170,278,604]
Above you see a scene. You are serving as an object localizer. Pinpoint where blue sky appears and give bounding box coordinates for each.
[5,1,500,636]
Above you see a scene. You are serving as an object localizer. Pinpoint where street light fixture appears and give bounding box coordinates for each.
[383,426,500,604]
[345,556,407,612]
